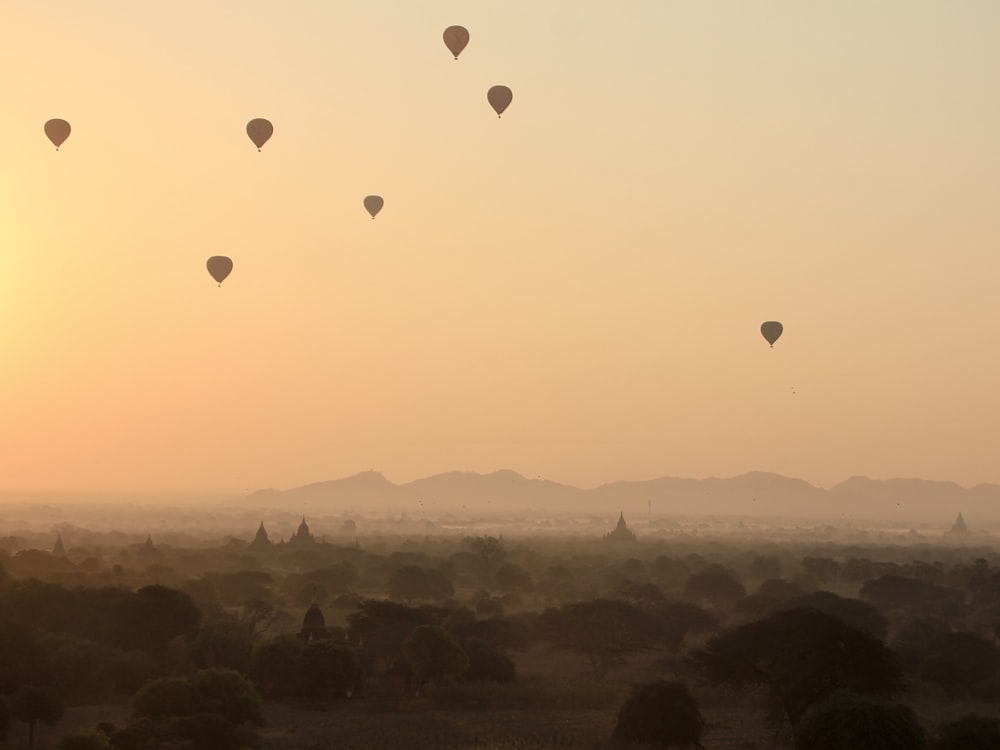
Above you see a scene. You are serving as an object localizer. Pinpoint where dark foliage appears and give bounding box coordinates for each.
[110,713,259,750]
[931,714,1000,750]
[683,564,746,608]
[794,691,926,750]
[537,599,663,680]
[463,637,516,683]
[920,632,999,691]
[860,575,965,615]
[782,590,888,640]
[112,584,202,654]
[10,685,65,750]
[133,668,264,726]
[612,680,704,748]
[694,607,903,729]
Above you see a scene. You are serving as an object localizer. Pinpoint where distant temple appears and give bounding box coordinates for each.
[251,521,272,548]
[299,603,328,640]
[52,534,65,557]
[604,512,637,542]
[288,516,315,545]
[949,512,968,535]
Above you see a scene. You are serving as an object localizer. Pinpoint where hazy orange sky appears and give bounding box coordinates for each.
[2,2,999,493]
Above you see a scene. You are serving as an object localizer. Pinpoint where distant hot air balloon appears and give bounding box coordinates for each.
[761,321,783,348]
[44,119,71,150]
[363,195,384,219]
[207,256,233,286]
[246,118,273,151]
[487,85,513,118]
[443,25,469,59]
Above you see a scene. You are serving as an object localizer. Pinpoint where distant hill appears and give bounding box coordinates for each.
[243,470,1000,524]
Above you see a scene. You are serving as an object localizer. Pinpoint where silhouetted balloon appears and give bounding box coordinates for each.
[488,85,513,118]
[443,26,469,59]
[246,119,273,151]
[44,119,71,150]
[364,195,384,219]
[207,256,233,286]
[761,321,783,348]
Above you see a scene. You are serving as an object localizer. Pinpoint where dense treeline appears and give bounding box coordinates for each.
[0,530,998,748]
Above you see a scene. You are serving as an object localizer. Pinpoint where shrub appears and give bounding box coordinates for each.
[612,680,703,748]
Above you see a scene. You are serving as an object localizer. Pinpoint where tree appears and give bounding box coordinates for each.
[250,635,306,699]
[783,590,888,640]
[10,685,66,750]
[495,563,533,594]
[0,619,46,694]
[920,632,999,692]
[682,565,746,608]
[133,669,263,726]
[58,731,113,750]
[931,714,1000,750]
[185,619,254,673]
[794,691,926,750]
[464,536,505,586]
[132,676,196,720]
[299,640,361,700]
[0,695,9,744]
[749,555,782,580]
[612,680,704,749]
[403,625,469,687]
[693,608,903,731]
[463,638,515,683]
[860,575,964,616]
[112,585,202,655]
[189,668,264,726]
[538,599,661,680]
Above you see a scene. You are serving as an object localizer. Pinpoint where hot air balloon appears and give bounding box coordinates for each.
[44,119,71,150]
[487,85,513,118]
[246,119,273,151]
[207,256,233,286]
[761,321,783,348]
[443,26,469,59]
[363,195,384,219]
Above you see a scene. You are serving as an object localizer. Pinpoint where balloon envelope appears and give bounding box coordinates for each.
[761,321,783,347]
[487,85,513,117]
[246,118,273,150]
[443,26,469,59]
[207,256,233,285]
[363,195,384,219]
[44,119,71,149]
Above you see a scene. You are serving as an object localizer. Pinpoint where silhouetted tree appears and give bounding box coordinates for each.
[931,714,1000,750]
[783,590,888,640]
[694,608,903,731]
[794,691,926,750]
[749,555,782,580]
[112,585,201,655]
[612,680,704,749]
[463,637,515,683]
[495,563,533,593]
[10,685,65,750]
[683,565,746,608]
[0,695,9,744]
[538,599,661,680]
[801,557,840,586]
[860,575,964,617]
[464,536,506,586]
[300,640,360,700]
[133,668,263,726]
[921,632,999,693]
[59,731,113,750]
[0,619,46,694]
[403,625,469,687]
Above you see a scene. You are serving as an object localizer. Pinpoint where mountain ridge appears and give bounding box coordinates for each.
[243,470,1000,523]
